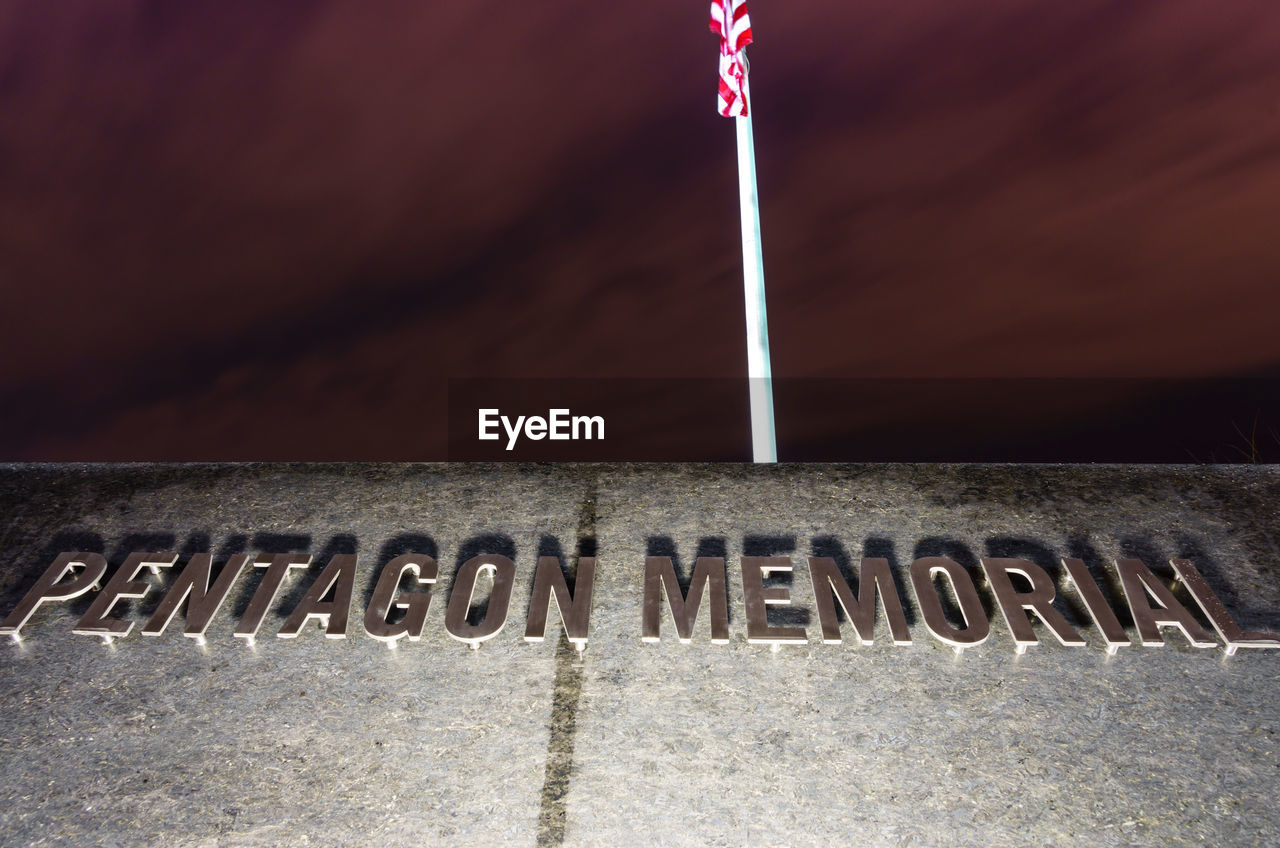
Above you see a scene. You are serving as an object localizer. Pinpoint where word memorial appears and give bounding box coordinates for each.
[1,548,1278,657]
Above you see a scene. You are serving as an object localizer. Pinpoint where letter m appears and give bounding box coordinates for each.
[641,556,729,643]
[809,556,912,646]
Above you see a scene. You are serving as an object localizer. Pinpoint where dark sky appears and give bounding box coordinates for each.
[3,1,1280,460]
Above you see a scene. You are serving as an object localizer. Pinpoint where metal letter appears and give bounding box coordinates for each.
[980,557,1085,653]
[0,552,108,641]
[909,557,990,652]
[278,554,357,639]
[524,556,595,648]
[444,554,515,647]
[742,556,807,645]
[1169,558,1280,655]
[808,556,912,646]
[364,554,437,645]
[1061,557,1131,654]
[74,552,178,642]
[1116,558,1215,648]
[234,554,311,644]
[142,553,251,642]
[641,556,730,644]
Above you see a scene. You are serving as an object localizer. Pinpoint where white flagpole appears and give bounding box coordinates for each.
[734,52,777,463]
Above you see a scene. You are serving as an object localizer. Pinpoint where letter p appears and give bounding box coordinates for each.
[0,552,108,641]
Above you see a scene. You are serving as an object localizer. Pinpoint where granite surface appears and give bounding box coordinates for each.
[0,463,1277,847]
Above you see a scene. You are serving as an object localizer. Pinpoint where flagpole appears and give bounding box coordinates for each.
[734,63,777,463]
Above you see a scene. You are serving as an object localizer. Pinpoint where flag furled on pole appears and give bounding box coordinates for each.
[710,0,777,462]
[710,0,753,117]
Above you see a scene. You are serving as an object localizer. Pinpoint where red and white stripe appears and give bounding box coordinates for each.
[710,0,753,55]
[710,0,753,117]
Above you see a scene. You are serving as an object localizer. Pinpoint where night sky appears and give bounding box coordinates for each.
[4,1,1280,460]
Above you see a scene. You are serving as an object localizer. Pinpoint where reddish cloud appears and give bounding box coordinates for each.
[2,1,1280,458]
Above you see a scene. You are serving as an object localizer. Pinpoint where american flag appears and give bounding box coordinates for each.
[710,0,753,117]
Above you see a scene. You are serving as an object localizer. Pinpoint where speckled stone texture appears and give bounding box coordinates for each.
[0,463,1277,847]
